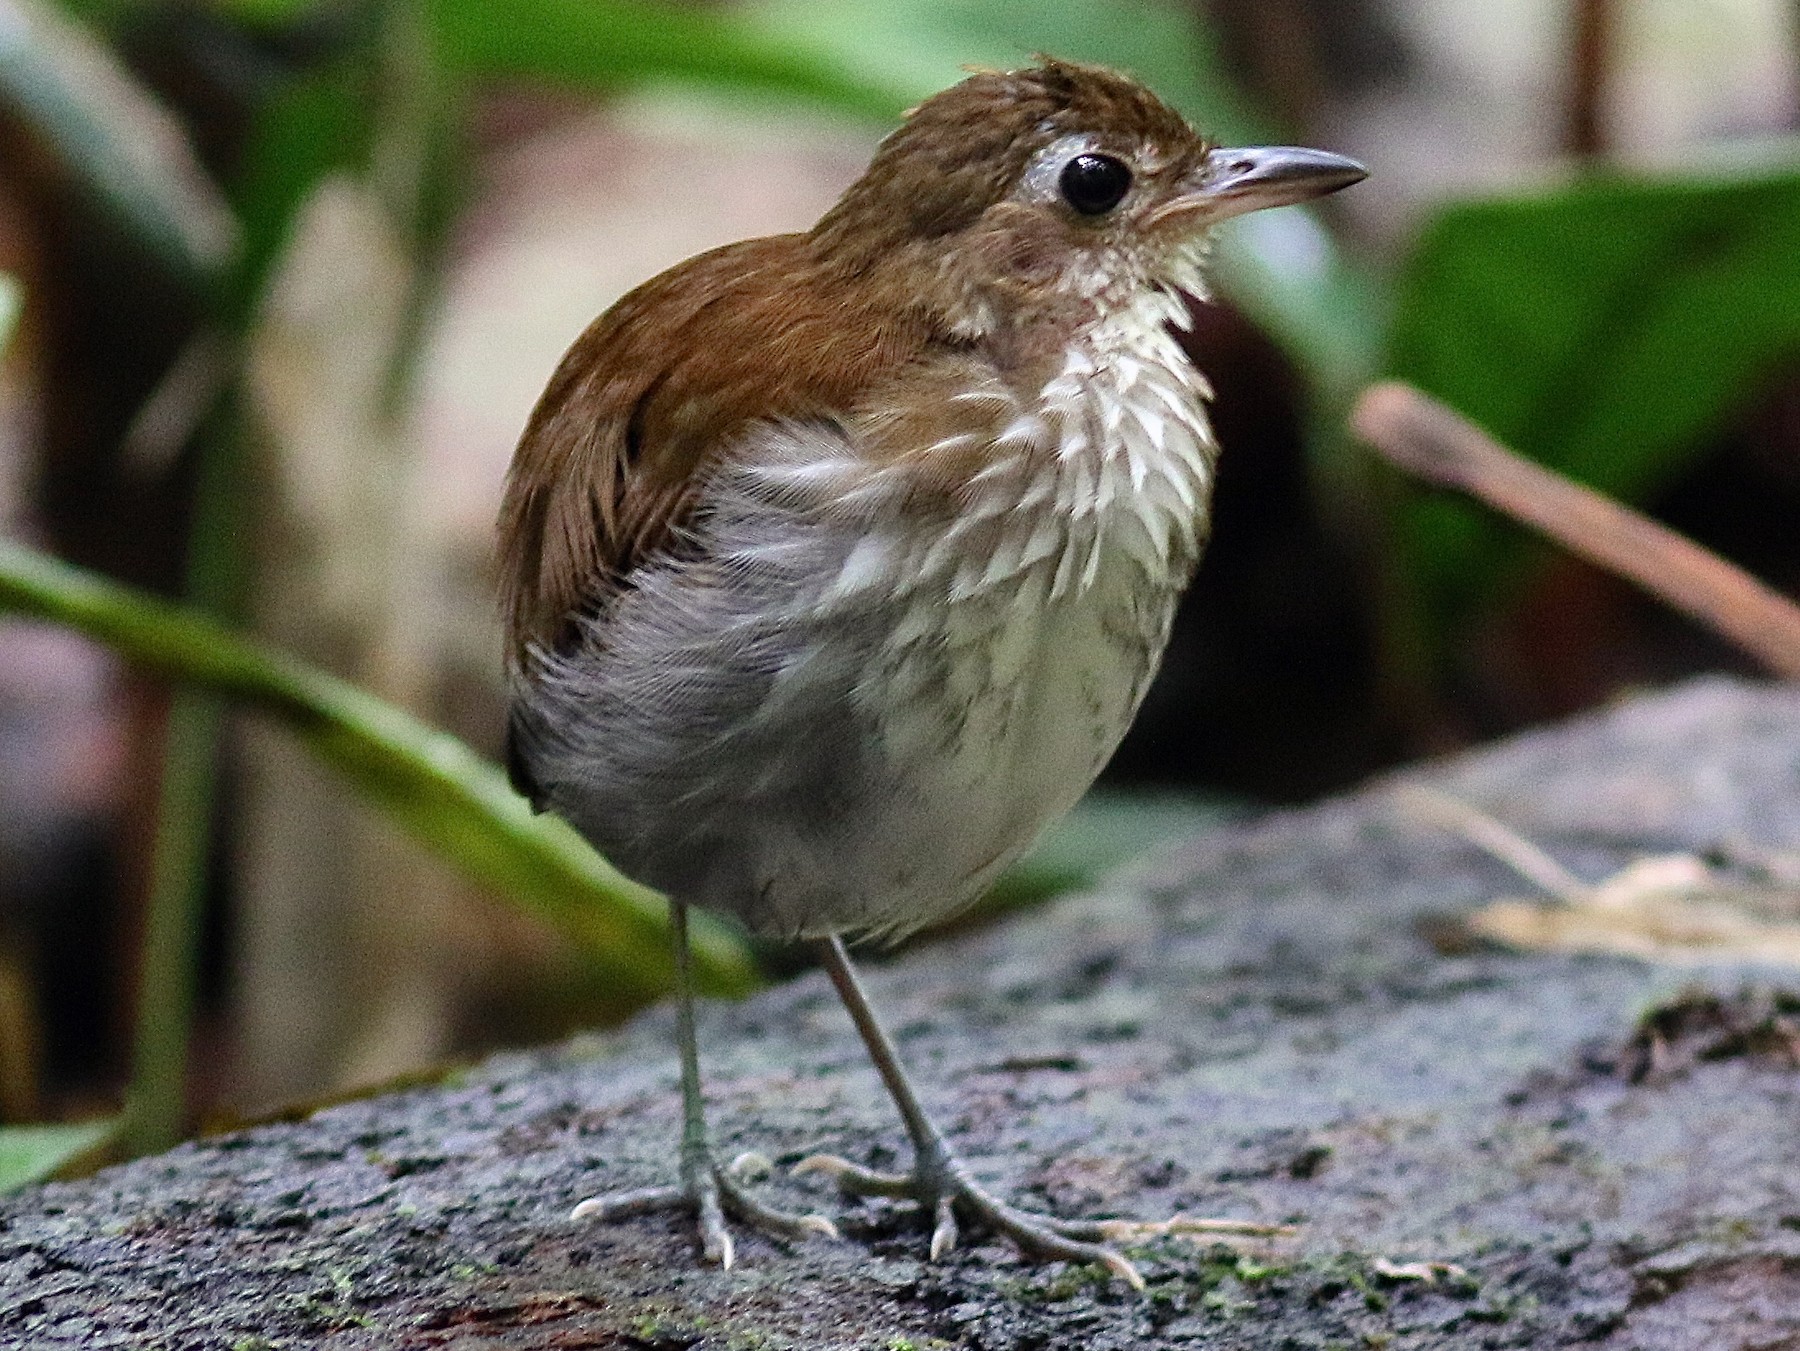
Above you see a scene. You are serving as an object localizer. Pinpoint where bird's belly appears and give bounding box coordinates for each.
[849,569,1172,929]
[519,342,1212,937]
[689,533,1184,939]
[523,533,1182,940]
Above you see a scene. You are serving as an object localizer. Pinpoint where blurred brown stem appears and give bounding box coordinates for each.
[1567,0,1615,157]
[1352,381,1800,681]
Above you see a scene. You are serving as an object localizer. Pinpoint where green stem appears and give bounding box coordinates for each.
[119,385,245,1155]
[120,687,221,1155]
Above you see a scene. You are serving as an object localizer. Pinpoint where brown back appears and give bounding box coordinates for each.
[496,235,933,664]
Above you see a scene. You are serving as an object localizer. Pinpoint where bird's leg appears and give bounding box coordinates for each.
[798,936,1288,1290]
[570,899,837,1265]
[798,935,1144,1285]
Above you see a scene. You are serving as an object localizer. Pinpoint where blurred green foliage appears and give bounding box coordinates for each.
[0,541,759,997]
[1387,167,1800,636]
[432,0,901,117]
[0,0,237,287]
[1,0,1796,1169]
[746,0,1259,135]
[0,1121,116,1192]
[0,275,123,1178]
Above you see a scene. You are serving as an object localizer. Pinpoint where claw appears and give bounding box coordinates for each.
[794,1147,1174,1289]
[569,1183,683,1223]
[929,1194,958,1260]
[1100,1250,1147,1292]
[569,1161,838,1263]
[793,1153,916,1198]
[705,1214,735,1269]
[696,1175,732,1268]
[799,938,1275,1291]
[726,1150,774,1181]
[721,1168,841,1242]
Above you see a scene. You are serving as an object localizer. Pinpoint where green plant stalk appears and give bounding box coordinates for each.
[372,0,464,424]
[118,390,242,1156]
[120,686,221,1155]
[0,538,760,1000]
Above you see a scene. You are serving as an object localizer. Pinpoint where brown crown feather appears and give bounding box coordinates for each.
[814,57,1197,261]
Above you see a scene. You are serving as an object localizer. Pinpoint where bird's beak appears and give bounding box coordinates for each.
[1151,145,1367,230]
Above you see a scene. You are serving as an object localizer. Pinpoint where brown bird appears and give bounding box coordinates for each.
[499,57,1364,1286]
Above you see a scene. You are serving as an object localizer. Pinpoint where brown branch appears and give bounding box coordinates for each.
[1351,381,1800,681]
[1567,0,1616,158]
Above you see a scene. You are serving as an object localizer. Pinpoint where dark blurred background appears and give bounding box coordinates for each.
[0,0,1796,1158]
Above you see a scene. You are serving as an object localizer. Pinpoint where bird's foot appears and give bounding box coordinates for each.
[795,1150,1292,1291]
[571,1150,838,1269]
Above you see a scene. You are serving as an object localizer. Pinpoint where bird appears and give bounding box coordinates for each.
[498,56,1365,1287]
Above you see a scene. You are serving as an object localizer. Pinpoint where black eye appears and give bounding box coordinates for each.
[1058,153,1132,216]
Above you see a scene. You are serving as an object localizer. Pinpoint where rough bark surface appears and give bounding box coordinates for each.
[5,676,1800,1349]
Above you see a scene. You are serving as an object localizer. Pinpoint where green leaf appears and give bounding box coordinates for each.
[0,0,238,285]
[230,64,379,301]
[201,0,319,25]
[0,1119,116,1192]
[427,0,905,120]
[0,538,758,1003]
[1386,165,1800,625]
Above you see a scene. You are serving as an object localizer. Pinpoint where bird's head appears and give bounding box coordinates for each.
[811,57,1365,339]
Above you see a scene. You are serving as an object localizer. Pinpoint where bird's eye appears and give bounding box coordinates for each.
[1058,153,1133,216]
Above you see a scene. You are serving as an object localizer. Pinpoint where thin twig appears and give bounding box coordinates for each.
[1393,784,1591,902]
[121,328,233,476]
[1566,0,1616,158]
[1352,382,1800,681]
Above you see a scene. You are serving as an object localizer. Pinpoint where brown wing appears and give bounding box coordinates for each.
[497,234,932,666]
